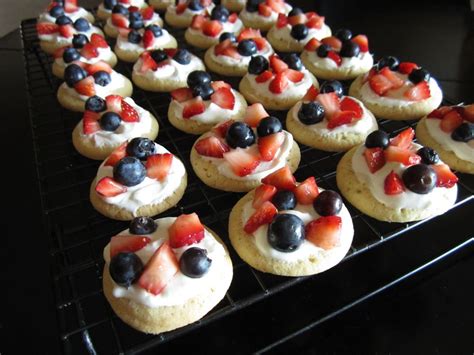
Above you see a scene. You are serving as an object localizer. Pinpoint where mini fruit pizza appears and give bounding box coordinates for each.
[164,0,215,28]
[97,0,149,20]
[104,4,163,38]
[239,0,292,32]
[38,0,94,24]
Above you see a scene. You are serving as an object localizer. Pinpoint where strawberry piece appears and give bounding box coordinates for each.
[146,153,173,180]
[267,0,286,13]
[305,216,342,250]
[86,61,112,75]
[255,70,274,83]
[327,51,342,66]
[58,24,74,38]
[95,177,127,197]
[201,0,213,6]
[164,48,177,57]
[142,29,155,49]
[37,22,58,35]
[364,147,385,173]
[258,3,272,17]
[228,13,238,23]
[431,164,458,188]
[211,81,232,91]
[304,38,321,51]
[306,15,324,29]
[379,67,404,89]
[139,51,158,73]
[261,166,296,190]
[117,27,131,37]
[191,15,206,29]
[176,2,187,14]
[276,13,288,28]
[269,54,288,73]
[195,136,230,158]
[351,34,369,52]
[74,76,95,96]
[110,235,152,258]
[64,2,78,13]
[121,100,140,122]
[211,87,235,110]
[53,47,66,59]
[327,111,356,129]
[170,87,193,102]
[83,111,100,134]
[284,69,304,83]
[384,146,421,166]
[316,92,340,118]
[111,14,129,28]
[384,171,404,195]
[237,28,262,41]
[398,62,418,74]
[252,184,277,209]
[244,103,269,127]
[340,97,363,118]
[104,142,128,167]
[106,95,122,112]
[294,176,319,205]
[404,81,431,101]
[138,242,179,295]
[168,213,205,248]
[427,106,453,119]
[212,119,234,138]
[203,20,223,37]
[303,85,319,101]
[369,74,393,96]
[321,36,342,51]
[223,148,260,177]
[141,6,154,20]
[253,37,268,51]
[90,33,108,48]
[128,5,139,12]
[80,43,99,59]
[390,127,415,149]
[183,97,205,119]
[288,14,306,25]
[461,104,474,123]
[269,72,289,94]
[363,67,377,83]
[215,41,241,59]
[244,201,278,234]
[258,132,285,161]
[440,110,463,133]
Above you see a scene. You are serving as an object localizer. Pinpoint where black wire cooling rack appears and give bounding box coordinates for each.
[20,17,474,354]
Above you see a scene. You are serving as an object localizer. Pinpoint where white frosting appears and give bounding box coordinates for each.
[239,3,292,24]
[96,143,186,214]
[352,143,457,210]
[38,26,103,46]
[271,23,332,43]
[187,17,244,39]
[133,55,205,82]
[99,0,146,13]
[425,118,474,163]
[54,47,115,67]
[105,12,163,30]
[38,7,91,23]
[115,28,174,52]
[209,41,274,66]
[166,3,215,19]
[304,50,373,72]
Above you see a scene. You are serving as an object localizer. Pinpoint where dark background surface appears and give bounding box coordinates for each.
[1,0,474,354]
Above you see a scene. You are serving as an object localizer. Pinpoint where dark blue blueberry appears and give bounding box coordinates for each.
[417,147,440,165]
[146,24,162,37]
[257,116,282,137]
[129,11,143,21]
[62,47,80,63]
[365,130,390,149]
[64,64,87,87]
[73,18,90,31]
[173,49,191,65]
[109,252,143,287]
[113,156,147,186]
[187,70,212,89]
[272,190,296,210]
[313,190,342,216]
[112,4,128,15]
[85,96,107,112]
[237,39,257,56]
[99,112,122,131]
[93,71,112,86]
[219,32,236,43]
[248,55,269,75]
[284,53,302,71]
[129,217,157,235]
[316,43,331,57]
[377,56,399,71]
[150,49,168,63]
[319,80,344,98]
[298,102,325,125]
[340,41,360,58]
[246,0,263,12]
[408,68,431,84]
[335,28,352,41]
[49,5,64,18]
[129,19,144,30]
[288,7,303,17]
[267,214,305,252]
[226,122,256,148]
[55,15,73,25]
[192,84,214,100]
[451,122,474,142]
[211,5,229,22]
[188,0,204,11]
[104,0,117,10]
[290,24,308,40]
[129,12,144,29]
[72,33,89,48]
[126,137,157,160]
[127,30,142,44]
[402,164,437,194]
[179,248,212,278]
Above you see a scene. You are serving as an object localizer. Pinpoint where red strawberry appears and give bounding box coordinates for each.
[228,13,238,23]
[86,61,112,74]
[139,51,159,73]
[305,216,342,250]
[64,2,78,13]
[195,136,230,158]
[461,104,474,122]
[104,142,128,167]
[440,110,463,133]
[237,28,262,41]
[261,166,296,190]
[212,119,235,138]
[404,82,430,101]
[384,146,421,166]
[211,87,235,110]
[398,62,418,74]
[95,177,127,197]
[201,0,213,6]
[327,51,342,66]
[141,6,154,20]
[74,76,95,96]
[244,103,269,127]
[258,3,272,17]
[58,24,74,38]
[168,213,205,248]
[258,132,285,161]
[53,47,66,59]
[384,171,404,195]
[269,54,288,73]
[255,70,274,83]
[294,176,319,205]
[90,33,108,48]
[307,15,324,29]
[284,69,304,83]
[253,37,268,51]
[305,11,319,19]
[316,92,340,118]
[211,81,232,91]
[304,38,321,51]
[80,43,99,59]
[276,13,288,28]
[111,14,129,28]
[427,106,453,119]
[128,5,139,12]
[288,14,307,25]
[142,29,155,49]
[110,235,152,258]
[431,164,458,188]
[369,74,393,96]
[37,22,58,35]
[146,153,173,180]
[244,201,278,234]
[164,48,177,57]
[117,27,131,37]
[83,111,100,134]
[121,100,140,122]
[252,184,277,209]
[389,127,415,149]
[106,94,122,112]
[223,148,260,177]
[219,44,241,59]
[379,67,404,89]
[269,72,289,94]
[182,97,205,118]
[321,36,342,51]
[363,67,377,83]
[351,34,369,52]
[176,2,187,14]
[171,87,193,102]
[327,111,355,129]
[267,0,286,13]
[203,20,223,37]
[191,15,206,29]
[364,147,385,173]
[340,97,363,118]
[215,39,233,55]
[138,242,179,295]
[303,85,319,101]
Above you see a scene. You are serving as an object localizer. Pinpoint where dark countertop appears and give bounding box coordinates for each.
[2,1,474,354]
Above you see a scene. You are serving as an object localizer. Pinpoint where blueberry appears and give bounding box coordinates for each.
[109,252,143,287]
[150,49,168,63]
[192,84,214,100]
[129,216,157,235]
[173,49,191,65]
[267,214,305,252]
[188,0,204,11]
[225,122,256,148]
[187,70,212,89]
[112,4,128,15]
[290,24,308,40]
[126,137,156,160]
[377,56,399,71]
[272,190,296,210]
[219,32,237,43]
[319,80,344,98]
[451,122,474,142]
[313,190,342,216]
[284,53,303,71]
[365,130,390,149]
[179,247,212,278]
[85,96,106,112]
[211,5,229,22]
[127,30,142,44]
[417,147,440,165]
[49,5,64,18]
[147,25,163,37]
[64,64,87,87]
[129,11,143,21]
[56,15,73,25]
[104,0,117,10]
[62,47,80,63]
[237,39,257,56]
[73,18,90,31]
[72,34,88,48]
[402,164,437,194]
[129,19,144,30]
[246,0,263,12]
[340,41,360,58]
[93,71,112,86]
[99,112,122,131]
[257,116,282,137]
[248,55,269,75]
[408,68,431,84]
[316,43,331,58]
[288,7,304,17]
[335,28,352,41]
[298,102,325,125]
[113,156,147,186]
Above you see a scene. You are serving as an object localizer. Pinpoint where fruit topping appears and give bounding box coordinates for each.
[126,137,156,160]
[253,184,277,209]
[319,80,344,98]
[313,190,342,216]
[365,130,390,149]
[315,92,340,118]
[402,164,437,194]
[258,132,285,161]
[305,215,342,250]
[95,177,127,197]
[261,166,297,190]
[195,136,230,158]
[244,103,269,127]
[390,127,415,149]
[244,201,278,233]
[146,153,173,181]
[351,34,368,52]
[417,147,440,165]
[113,156,147,187]
[298,102,325,125]
[99,112,121,131]
[109,252,144,287]
[403,81,430,101]
[290,24,308,40]
[179,247,212,278]
[384,170,404,195]
[271,190,296,210]
[129,216,157,235]
[110,235,151,258]
[294,176,319,205]
[267,213,305,252]
[384,146,421,166]
[440,110,463,133]
[451,122,474,142]
[408,68,430,84]
[168,213,205,248]
[431,164,458,188]
[210,87,235,110]
[248,55,269,75]
[223,147,260,177]
[225,122,256,148]
[182,97,206,118]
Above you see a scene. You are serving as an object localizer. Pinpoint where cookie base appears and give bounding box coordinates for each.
[240,16,274,32]
[164,11,193,28]
[185,30,218,49]
[149,0,175,11]
[51,53,118,79]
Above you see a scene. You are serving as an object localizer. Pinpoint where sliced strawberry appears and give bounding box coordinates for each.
[288,14,307,25]
[398,62,418,74]
[237,28,262,41]
[440,110,463,133]
[223,147,260,177]
[316,92,340,118]
[37,22,58,35]
[427,106,453,119]
[195,136,230,158]
[253,37,268,51]
[128,5,139,12]
[106,94,123,113]
[228,13,238,23]
[171,87,193,102]
[244,103,269,127]
[117,27,131,37]
[164,48,177,57]
[95,177,127,197]
[261,166,296,190]
[182,97,205,119]
[258,3,272,17]
[363,67,377,83]
[269,72,289,94]
[121,100,140,122]
[244,201,278,234]
[83,111,100,134]
[431,164,458,188]
[53,47,66,59]
[307,15,324,29]
[258,132,285,161]
[305,11,318,19]
[176,2,187,14]
[201,0,213,6]
[211,81,232,91]
[340,97,363,118]
[276,13,288,28]
[80,43,99,59]
[139,51,158,73]
[74,76,95,96]
[267,0,286,13]
[168,213,205,248]
[212,119,234,138]
[64,1,78,12]
[269,54,288,73]
[369,74,393,96]
[86,61,112,74]
[104,142,128,167]
[304,38,321,51]
[303,85,319,101]
[211,87,235,110]
[294,176,319,205]
[203,20,223,37]
[191,14,206,29]
[404,81,430,101]
[142,29,155,49]
[351,34,369,52]
[384,146,421,166]
[110,235,152,258]
[138,242,178,295]
[384,171,404,195]
[364,147,385,173]
[327,111,356,129]
[252,184,277,209]
[141,6,154,20]
[146,153,173,180]
[214,39,240,59]
[58,24,74,38]
[379,67,404,89]
[305,216,342,250]
[255,70,274,83]
[461,104,474,123]
[284,69,304,83]
[390,127,415,149]
[321,36,342,51]
[90,33,108,48]
[111,13,129,28]
[327,51,342,66]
